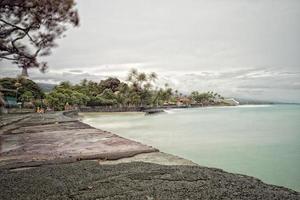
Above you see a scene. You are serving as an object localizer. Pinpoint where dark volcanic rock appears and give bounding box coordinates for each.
[0,161,299,200]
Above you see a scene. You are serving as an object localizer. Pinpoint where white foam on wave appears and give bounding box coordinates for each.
[164,109,175,114]
[236,105,273,108]
[164,108,185,114]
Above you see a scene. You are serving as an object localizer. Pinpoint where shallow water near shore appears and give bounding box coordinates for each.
[81,105,300,191]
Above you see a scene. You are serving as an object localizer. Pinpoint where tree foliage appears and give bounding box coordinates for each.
[45,70,162,110]
[190,91,223,105]
[0,0,79,75]
[20,90,33,102]
[0,69,227,111]
[0,77,44,101]
[46,88,89,110]
[99,77,121,92]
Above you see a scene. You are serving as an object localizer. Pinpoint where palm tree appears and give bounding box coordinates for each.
[137,72,147,86]
[175,90,179,97]
[127,68,138,82]
[148,72,157,82]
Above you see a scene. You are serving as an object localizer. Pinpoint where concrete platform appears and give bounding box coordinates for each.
[0,112,157,169]
[99,151,197,166]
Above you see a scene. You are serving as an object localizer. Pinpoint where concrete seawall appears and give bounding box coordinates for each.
[0,111,159,169]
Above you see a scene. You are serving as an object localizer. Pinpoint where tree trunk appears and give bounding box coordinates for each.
[21,67,28,77]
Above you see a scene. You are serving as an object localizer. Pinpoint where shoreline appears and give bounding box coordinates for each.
[77,103,236,113]
[79,107,300,192]
[0,111,299,199]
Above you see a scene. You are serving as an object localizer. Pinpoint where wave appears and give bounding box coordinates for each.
[164,109,175,114]
[200,105,273,109]
[236,105,273,108]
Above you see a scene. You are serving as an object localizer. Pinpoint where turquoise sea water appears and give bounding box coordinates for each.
[81,105,300,191]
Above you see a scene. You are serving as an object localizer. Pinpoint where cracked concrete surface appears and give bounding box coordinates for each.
[99,151,197,166]
[0,112,157,169]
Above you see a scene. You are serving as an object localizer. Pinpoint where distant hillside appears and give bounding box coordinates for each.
[37,82,56,93]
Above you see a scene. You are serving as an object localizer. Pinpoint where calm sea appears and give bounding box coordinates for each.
[81,105,300,191]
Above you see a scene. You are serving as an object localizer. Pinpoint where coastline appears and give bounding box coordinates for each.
[77,103,236,113]
[0,111,299,199]
[79,105,300,192]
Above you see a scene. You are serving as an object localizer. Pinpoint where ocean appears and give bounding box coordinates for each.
[81,105,300,191]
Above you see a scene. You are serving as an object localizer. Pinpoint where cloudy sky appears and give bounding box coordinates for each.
[1,0,300,102]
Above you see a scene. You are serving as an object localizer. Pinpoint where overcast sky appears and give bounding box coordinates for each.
[1,0,300,102]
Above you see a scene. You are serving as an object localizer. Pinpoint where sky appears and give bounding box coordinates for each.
[1,0,300,102]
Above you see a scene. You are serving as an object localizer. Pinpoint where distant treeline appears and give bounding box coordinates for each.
[0,69,226,111]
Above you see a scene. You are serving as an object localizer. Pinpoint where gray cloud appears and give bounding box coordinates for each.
[1,0,300,102]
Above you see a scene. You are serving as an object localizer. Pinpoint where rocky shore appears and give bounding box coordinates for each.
[0,111,299,199]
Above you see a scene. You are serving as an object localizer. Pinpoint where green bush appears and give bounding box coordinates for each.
[87,96,117,106]
[20,91,34,102]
